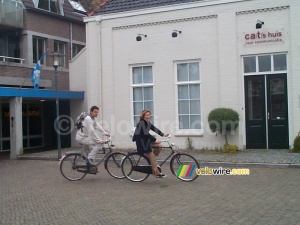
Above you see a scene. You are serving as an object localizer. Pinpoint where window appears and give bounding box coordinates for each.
[0,103,10,151]
[72,44,84,58]
[68,0,86,13]
[22,103,43,149]
[0,31,21,62]
[176,62,201,131]
[243,56,256,73]
[273,54,287,71]
[32,36,46,64]
[37,0,61,14]
[258,55,271,72]
[131,66,154,126]
[54,41,66,67]
[243,54,287,74]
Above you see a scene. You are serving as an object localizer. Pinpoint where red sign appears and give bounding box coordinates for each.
[244,30,283,45]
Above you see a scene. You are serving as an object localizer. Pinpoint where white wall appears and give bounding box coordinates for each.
[289,0,300,143]
[70,0,300,149]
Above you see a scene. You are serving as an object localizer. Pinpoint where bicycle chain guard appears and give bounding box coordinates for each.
[76,165,98,174]
[88,165,98,174]
[132,165,162,174]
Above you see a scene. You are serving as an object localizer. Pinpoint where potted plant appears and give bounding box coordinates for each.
[208,108,239,153]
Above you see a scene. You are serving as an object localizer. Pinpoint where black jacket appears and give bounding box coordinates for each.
[132,119,164,153]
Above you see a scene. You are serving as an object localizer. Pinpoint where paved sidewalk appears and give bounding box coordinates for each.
[15,147,300,168]
[1,160,299,225]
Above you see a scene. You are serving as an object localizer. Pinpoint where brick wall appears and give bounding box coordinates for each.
[0,64,69,90]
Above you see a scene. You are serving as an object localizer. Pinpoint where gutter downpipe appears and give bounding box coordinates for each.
[70,21,73,59]
[97,17,104,122]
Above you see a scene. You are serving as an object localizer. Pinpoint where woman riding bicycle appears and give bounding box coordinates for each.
[132,109,168,178]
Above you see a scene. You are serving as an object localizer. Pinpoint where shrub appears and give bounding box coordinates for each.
[292,132,300,153]
[208,107,239,145]
[223,144,238,153]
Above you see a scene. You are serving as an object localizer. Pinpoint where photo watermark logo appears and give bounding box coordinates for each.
[54,115,74,135]
[176,164,197,178]
[196,167,250,175]
[176,165,250,177]
[53,114,239,137]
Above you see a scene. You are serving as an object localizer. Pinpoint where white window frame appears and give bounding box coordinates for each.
[54,40,66,68]
[130,64,155,127]
[32,36,46,65]
[242,53,287,76]
[175,60,202,135]
[35,0,63,15]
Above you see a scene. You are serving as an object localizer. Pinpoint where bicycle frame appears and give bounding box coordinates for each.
[122,135,200,182]
[61,136,114,168]
[155,136,177,167]
[129,136,176,170]
[60,135,128,180]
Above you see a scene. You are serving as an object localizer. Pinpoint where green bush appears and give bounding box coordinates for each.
[208,108,239,145]
[208,108,239,133]
[223,144,238,153]
[292,132,300,153]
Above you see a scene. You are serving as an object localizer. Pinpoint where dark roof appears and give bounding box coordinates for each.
[22,0,87,23]
[91,0,204,16]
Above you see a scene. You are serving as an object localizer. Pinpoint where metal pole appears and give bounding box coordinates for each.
[55,66,61,159]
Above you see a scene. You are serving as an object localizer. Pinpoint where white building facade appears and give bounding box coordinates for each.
[70,0,300,150]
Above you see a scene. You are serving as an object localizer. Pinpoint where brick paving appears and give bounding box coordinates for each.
[0,160,300,225]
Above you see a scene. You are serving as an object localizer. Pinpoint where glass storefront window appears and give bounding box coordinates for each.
[0,103,10,151]
[23,103,43,148]
[1,104,10,138]
[28,104,42,135]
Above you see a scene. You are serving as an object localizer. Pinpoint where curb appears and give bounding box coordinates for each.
[200,162,291,168]
[18,156,60,161]
[17,156,300,169]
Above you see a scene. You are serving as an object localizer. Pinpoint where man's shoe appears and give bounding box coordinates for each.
[88,158,96,165]
[156,173,167,178]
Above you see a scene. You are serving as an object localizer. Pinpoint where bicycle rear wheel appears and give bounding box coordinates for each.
[170,153,199,182]
[121,152,150,182]
[105,152,127,179]
[60,153,87,181]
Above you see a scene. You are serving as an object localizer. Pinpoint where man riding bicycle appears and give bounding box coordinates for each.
[75,106,110,165]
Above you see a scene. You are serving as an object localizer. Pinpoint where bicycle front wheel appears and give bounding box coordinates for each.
[105,152,127,179]
[121,152,150,182]
[60,153,87,181]
[170,153,199,182]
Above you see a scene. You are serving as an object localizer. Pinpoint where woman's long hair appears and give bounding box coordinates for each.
[140,109,151,119]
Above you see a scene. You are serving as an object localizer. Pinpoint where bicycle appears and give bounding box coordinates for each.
[60,136,126,181]
[121,135,200,182]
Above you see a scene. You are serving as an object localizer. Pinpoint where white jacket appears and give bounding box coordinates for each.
[75,115,107,145]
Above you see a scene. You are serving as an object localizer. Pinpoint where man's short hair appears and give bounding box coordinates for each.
[90,106,99,113]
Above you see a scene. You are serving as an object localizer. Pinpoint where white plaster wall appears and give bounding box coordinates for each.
[69,47,87,92]
[289,0,300,145]
[69,48,87,147]
[99,15,221,149]
[71,0,300,149]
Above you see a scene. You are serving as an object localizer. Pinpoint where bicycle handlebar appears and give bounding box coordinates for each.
[104,135,112,144]
[161,134,171,142]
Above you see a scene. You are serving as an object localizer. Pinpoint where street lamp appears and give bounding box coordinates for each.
[48,52,64,159]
